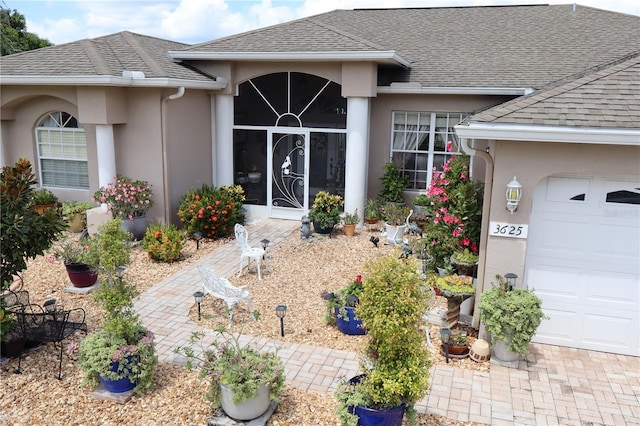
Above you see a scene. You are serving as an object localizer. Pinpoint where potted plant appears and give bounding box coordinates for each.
[335,256,431,426]
[322,274,366,335]
[31,188,60,214]
[342,209,359,237]
[49,235,100,288]
[93,175,154,240]
[174,316,285,421]
[443,331,469,356]
[377,162,409,204]
[364,199,379,224]
[61,200,94,233]
[1,158,67,292]
[411,193,429,212]
[308,191,344,234]
[379,203,411,245]
[78,219,157,394]
[451,248,479,277]
[478,275,547,362]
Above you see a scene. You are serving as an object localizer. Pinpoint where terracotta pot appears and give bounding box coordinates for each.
[365,217,379,224]
[343,223,356,236]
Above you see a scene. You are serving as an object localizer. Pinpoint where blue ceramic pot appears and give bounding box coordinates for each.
[98,358,137,393]
[335,306,367,335]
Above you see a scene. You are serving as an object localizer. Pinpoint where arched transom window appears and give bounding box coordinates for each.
[35,111,89,189]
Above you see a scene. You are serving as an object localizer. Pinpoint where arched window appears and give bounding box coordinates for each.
[35,111,89,189]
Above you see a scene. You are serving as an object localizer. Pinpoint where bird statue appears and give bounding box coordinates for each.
[408,222,423,237]
[399,241,413,258]
[369,235,380,248]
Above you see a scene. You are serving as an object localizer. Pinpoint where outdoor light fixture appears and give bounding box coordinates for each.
[115,267,126,280]
[276,305,287,337]
[440,328,452,363]
[193,291,204,321]
[346,295,359,307]
[193,232,203,250]
[43,299,56,313]
[504,273,518,291]
[506,176,522,214]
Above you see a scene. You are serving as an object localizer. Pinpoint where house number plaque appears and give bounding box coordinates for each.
[489,222,528,239]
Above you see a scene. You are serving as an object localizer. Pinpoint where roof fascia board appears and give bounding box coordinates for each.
[377,86,534,96]
[454,122,640,146]
[169,50,411,68]
[0,75,226,89]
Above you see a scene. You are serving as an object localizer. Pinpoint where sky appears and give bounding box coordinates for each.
[6,0,640,46]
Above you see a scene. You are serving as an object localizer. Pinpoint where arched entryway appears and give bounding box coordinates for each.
[233,72,347,219]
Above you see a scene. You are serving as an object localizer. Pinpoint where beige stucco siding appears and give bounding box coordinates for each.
[368,94,513,201]
[483,140,640,288]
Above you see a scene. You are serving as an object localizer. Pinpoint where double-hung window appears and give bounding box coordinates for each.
[391,111,466,190]
[35,111,89,189]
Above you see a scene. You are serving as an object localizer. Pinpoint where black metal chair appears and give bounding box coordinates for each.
[9,302,87,379]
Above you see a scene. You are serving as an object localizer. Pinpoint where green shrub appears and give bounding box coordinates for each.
[177,184,245,239]
[142,223,186,263]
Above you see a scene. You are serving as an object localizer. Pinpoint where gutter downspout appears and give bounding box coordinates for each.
[161,87,185,222]
[461,138,494,329]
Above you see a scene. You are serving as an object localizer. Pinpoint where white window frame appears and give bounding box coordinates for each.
[390,111,466,191]
[35,111,89,189]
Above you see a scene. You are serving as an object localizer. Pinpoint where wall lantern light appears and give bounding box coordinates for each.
[506,176,522,214]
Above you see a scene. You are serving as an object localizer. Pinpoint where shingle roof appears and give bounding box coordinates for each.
[179,4,640,89]
[0,31,213,82]
[468,51,640,128]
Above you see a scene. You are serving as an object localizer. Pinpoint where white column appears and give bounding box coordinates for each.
[344,97,370,224]
[95,124,116,187]
[215,94,234,186]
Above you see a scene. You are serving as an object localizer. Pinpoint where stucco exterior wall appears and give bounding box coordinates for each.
[368,94,513,201]
[483,140,640,289]
[164,89,214,225]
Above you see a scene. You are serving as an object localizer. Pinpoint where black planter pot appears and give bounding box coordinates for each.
[1,338,26,358]
[313,221,334,235]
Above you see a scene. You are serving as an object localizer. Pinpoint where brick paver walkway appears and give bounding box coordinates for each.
[134,218,640,425]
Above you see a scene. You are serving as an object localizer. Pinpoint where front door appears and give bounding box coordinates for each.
[269,131,309,219]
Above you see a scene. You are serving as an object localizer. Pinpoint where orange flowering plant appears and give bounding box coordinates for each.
[177,184,245,239]
[142,223,186,263]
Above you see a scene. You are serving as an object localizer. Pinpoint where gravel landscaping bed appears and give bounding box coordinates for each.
[1,224,487,425]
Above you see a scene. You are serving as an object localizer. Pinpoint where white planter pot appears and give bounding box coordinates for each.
[493,338,520,362]
[384,223,406,244]
[219,382,270,421]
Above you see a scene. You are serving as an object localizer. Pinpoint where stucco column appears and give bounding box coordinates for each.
[344,97,370,224]
[215,94,234,186]
[95,124,116,187]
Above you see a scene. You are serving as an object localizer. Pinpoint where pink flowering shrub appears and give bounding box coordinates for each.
[93,175,154,220]
[420,150,483,268]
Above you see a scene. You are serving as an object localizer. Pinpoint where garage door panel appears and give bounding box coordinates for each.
[586,269,639,310]
[583,312,637,350]
[535,308,581,342]
[593,223,639,257]
[528,264,584,299]
[537,219,589,252]
[526,175,640,356]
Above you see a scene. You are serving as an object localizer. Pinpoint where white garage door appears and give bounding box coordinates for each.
[525,175,639,356]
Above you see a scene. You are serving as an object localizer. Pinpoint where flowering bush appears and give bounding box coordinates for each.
[177,184,245,239]
[142,223,186,263]
[421,150,483,268]
[93,175,154,220]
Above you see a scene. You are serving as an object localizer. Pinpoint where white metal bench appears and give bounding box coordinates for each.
[196,264,254,325]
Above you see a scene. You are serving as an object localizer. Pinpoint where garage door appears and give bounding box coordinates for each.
[525,175,639,356]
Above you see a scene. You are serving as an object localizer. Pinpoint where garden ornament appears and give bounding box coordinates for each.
[300,215,312,239]
[408,223,422,237]
[399,242,413,259]
[369,235,379,248]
